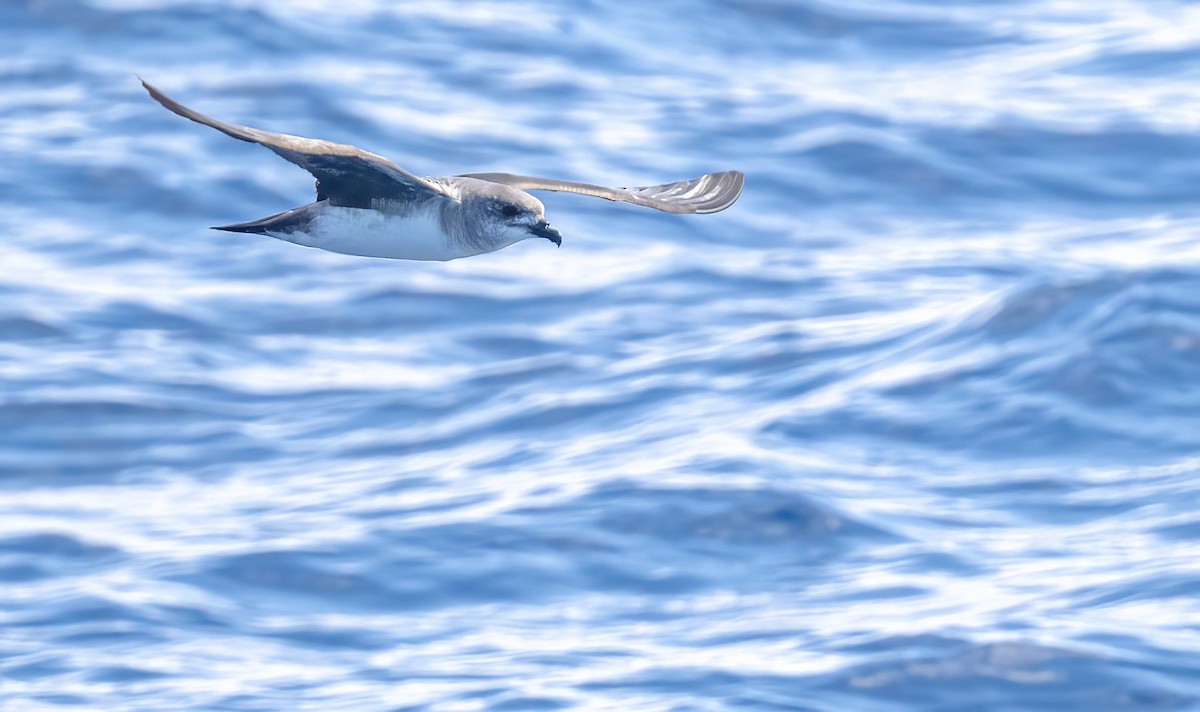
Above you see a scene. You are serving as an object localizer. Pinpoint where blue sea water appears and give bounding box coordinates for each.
[4,0,1200,709]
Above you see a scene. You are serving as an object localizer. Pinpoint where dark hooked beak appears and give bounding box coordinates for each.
[528,220,562,247]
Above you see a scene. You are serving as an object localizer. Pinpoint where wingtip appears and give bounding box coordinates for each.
[689,169,744,214]
[139,76,169,106]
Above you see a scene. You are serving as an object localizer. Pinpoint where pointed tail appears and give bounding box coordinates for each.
[211,202,324,235]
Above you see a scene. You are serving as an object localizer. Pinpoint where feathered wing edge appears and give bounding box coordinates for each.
[458,170,744,214]
[140,79,446,208]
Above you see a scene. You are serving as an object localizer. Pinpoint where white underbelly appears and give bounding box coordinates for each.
[270,206,463,261]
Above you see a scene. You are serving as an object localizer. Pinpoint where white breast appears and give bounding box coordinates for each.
[269,205,467,261]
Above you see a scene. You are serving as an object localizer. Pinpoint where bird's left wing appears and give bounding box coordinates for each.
[142,80,448,208]
[457,170,744,214]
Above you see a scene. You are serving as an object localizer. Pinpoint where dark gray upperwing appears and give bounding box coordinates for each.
[142,80,447,209]
[457,170,744,214]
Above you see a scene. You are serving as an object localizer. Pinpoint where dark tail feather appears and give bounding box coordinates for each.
[212,202,324,235]
[212,221,272,234]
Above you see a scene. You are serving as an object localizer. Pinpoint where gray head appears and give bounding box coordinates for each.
[449,177,562,252]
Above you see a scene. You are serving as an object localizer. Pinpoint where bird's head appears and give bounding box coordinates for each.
[459,179,561,250]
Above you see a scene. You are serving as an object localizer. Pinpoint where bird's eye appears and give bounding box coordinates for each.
[501,205,520,218]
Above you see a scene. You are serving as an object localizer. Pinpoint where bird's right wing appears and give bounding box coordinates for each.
[457,170,744,214]
[141,80,448,208]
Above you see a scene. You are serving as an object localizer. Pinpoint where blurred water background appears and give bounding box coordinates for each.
[4,0,1200,709]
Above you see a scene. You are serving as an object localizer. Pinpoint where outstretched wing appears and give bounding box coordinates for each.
[141,80,447,209]
[457,170,744,214]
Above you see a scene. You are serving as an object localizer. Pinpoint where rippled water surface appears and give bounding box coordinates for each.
[5,1,1200,709]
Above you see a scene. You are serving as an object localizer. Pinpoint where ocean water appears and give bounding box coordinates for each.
[4,0,1200,709]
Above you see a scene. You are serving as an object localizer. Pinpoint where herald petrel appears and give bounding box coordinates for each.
[142,80,744,261]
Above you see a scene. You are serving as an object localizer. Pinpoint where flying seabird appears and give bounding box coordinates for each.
[141,80,744,261]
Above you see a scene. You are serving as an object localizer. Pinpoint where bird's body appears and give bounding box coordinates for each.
[262,201,457,261]
[225,179,540,261]
[141,80,743,261]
